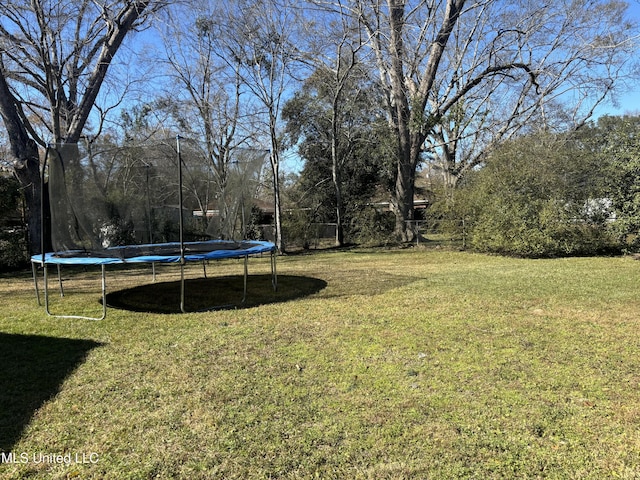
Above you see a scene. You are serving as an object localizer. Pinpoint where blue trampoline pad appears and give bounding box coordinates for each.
[32,240,276,266]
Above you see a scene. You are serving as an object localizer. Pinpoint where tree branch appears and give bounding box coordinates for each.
[66,1,152,143]
[438,62,540,119]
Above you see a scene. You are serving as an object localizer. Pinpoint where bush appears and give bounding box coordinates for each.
[0,231,28,271]
[245,205,268,241]
[462,132,617,258]
[593,115,640,252]
[282,208,316,249]
[347,205,395,246]
[469,198,616,257]
[0,175,29,270]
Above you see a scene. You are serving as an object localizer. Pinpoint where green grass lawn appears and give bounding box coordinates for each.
[2,248,640,479]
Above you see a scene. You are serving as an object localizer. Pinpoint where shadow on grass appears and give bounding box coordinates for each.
[106,274,328,314]
[0,333,102,455]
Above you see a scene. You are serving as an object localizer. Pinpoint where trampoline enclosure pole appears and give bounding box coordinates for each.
[41,146,51,265]
[177,135,187,314]
[177,135,185,261]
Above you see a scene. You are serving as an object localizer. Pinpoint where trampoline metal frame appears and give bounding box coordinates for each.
[31,249,277,320]
[32,261,108,321]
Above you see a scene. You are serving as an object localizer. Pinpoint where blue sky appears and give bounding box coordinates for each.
[595,1,640,117]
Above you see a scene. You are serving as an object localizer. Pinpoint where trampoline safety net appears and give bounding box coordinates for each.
[47,138,268,258]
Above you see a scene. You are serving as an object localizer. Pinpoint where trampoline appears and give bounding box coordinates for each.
[32,240,276,320]
[31,138,277,319]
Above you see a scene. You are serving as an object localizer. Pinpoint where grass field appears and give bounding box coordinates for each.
[1,247,640,479]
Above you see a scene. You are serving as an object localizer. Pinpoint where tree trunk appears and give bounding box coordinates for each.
[387,0,416,242]
[12,146,42,255]
[393,155,415,242]
[0,70,43,255]
[331,106,345,247]
[333,165,345,247]
[393,136,424,242]
[270,144,285,254]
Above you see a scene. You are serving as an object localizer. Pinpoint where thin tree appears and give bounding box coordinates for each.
[215,0,310,253]
[159,1,255,237]
[288,0,370,246]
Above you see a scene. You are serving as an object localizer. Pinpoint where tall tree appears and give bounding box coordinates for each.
[159,0,255,236]
[0,0,160,253]
[214,0,310,253]
[354,0,638,241]
[288,0,370,246]
[283,66,394,244]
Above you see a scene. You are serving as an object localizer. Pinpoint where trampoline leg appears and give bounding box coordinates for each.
[202,260,207,279]
[32,261,42,306]
[180,262,186,314]
[271,250,278,292]
[42,263,107,321]
[57,264,64,297]
[44,264,51,315]
[242,255,248,304]
[99,264,107,320]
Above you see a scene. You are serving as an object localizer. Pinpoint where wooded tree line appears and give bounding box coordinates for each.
[0,0,638,259]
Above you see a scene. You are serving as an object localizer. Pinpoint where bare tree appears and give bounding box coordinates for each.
[354,0,638,241]
[0,0,161,253]
[214,0,310,253]
[158,0,257,236]
[427,0,638,195]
